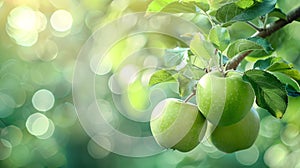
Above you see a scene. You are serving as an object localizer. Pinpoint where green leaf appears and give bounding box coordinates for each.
[286,85,300,97]
[216,0,276,23]
[177,73,196,97]
[247,50,270,58]
[266,62,300,81]
[188,55,207,69]
[253,57,283,69]
[196,1,210,12]
[271,72,300,97]
[147,0,209,13]
[208,0,239,10]
[219,52,229,65]
[246,37,273,57]
[253,57,274,69]
[147,0,176,12]
[215,3,243,23]
[208,26,230,51]
[161,1,208,13]
[182,64,206,80]
[243,69,288,119]
[149,69,177,87]
[226,37,272,58]
[161,2,197,13]
[164,48,188,67]
[236,0,255,9]
[233,0,276,21]
[190,33,216,66]
[248,37,273,51]
[254,58,300,84]
[268,8,287,20]
[267,62,292,71]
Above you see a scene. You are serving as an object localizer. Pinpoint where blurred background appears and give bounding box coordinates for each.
[0,0,300,167]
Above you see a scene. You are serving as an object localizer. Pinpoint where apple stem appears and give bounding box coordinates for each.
[184,91,196,103]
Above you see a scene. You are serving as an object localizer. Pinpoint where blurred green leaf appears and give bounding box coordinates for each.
[243,69,288,119]
[147,0,209,13]
[161,1,209,13]
[208,25,230,51]
[208,0,240,9]
[177,73,196,97]
[147,0,177,12]
[182,64,206,80]
[190,33,215,67]
[164,48,188,67]
[149,69,177,87]
[236,0,255,9]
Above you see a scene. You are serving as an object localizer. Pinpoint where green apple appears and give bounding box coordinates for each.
[211,109,260,153]
[196,71,255,126]
[150,98,207,152]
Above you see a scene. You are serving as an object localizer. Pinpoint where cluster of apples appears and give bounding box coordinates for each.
[150,71,260,153]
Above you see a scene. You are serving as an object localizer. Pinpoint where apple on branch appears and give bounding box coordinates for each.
[150,98,207,152]
[196,71,255,126]
[211,109,260,153]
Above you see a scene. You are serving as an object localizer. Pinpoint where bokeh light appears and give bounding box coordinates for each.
[6,6,47,47]
[87,138,111,159]
[32,89,55,112]
[52,102,77,128]
[90,56,113,75]
[0,139,12,160]
[0,92,16,118]
[264,143,289,167]
[50,10,73,32]
[26,113,50,136]
[235,145,259,166]
[9,144,32,167]
[1,125,23,146]
[36,118,55,139]
[8,6,37,31]
[36,40,58,61]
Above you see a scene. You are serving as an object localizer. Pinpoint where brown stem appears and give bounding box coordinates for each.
[246,21,263,31]
[184,91,196,103]
[226,6,300,70]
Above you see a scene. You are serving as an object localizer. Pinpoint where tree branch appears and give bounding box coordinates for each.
[226,6,300,70]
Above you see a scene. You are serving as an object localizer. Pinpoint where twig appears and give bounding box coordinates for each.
[184,91,196,103]
[226,6,300,70]
[246,21,263,32]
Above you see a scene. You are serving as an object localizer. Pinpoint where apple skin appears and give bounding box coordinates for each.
[211,109,260,153]
[196,71,255,126]
[150,98,207,152]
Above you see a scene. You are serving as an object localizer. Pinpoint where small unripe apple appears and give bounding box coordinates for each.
[150,98,207,152]
[211,109,260,153]
[196,71,255,126]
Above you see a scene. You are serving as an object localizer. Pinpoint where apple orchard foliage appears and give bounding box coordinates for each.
[147,0,300,153]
